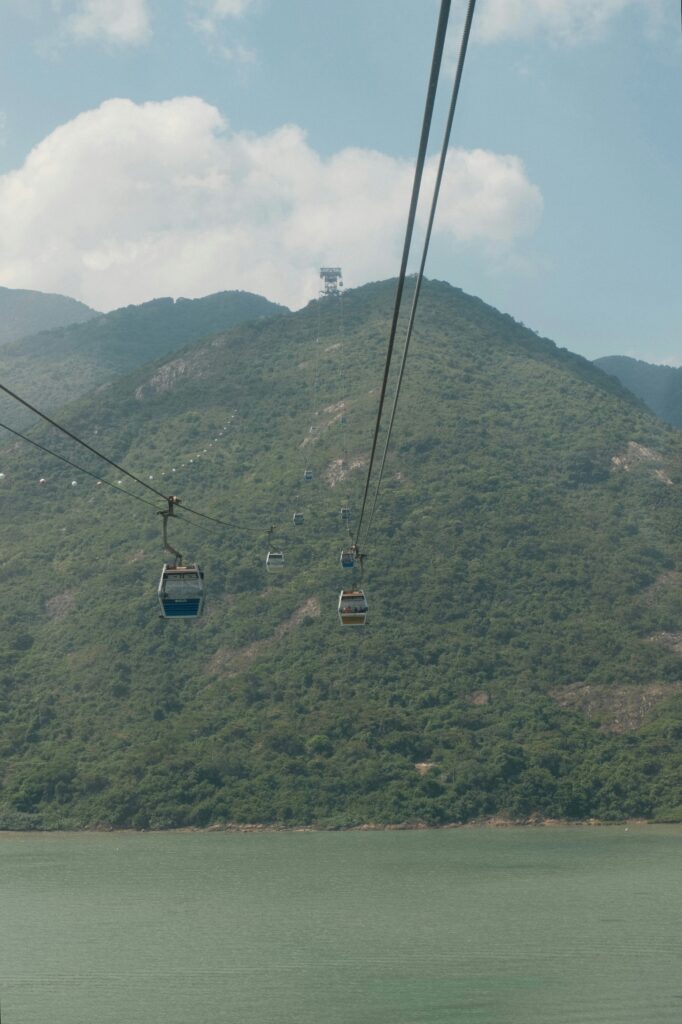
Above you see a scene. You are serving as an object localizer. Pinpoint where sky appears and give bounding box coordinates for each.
[0,0,681,363]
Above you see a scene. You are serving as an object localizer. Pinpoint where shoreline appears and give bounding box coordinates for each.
[2,816,677,836]
[194,816,663,834]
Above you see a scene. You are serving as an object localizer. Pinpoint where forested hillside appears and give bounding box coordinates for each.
[0,278,680,830]
[595,355,682,428]
[0,286,97,345]
[0,290,287,426]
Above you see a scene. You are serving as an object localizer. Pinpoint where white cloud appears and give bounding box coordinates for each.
[188,0,256,35]
[476,0,663,43]
[66,0,151,45]
[217,43,256,63]
[0,97,543,311]
[203,0,255,15]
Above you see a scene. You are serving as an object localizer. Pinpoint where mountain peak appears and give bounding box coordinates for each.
[0,285,98,345]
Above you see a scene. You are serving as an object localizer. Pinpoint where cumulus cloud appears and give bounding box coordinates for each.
[477,0,663,43]
[199,0,256,15]
[65,0,151,45]
[0,97,542,311]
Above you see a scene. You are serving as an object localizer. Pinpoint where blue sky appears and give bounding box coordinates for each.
[0,0,681,363]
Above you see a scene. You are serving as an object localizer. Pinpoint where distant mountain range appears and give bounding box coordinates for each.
[595,355,682,428]
[0,289,288,427]
[0,285,97,345]
[0,278,680,830]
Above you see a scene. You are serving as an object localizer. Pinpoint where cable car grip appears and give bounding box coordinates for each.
[159,495,183,566]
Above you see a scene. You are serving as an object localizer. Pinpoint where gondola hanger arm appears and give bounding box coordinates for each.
[159,495,183,565]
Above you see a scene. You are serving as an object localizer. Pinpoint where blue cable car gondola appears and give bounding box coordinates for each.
[157,495,205,618]
[340,548,355,569]
[158,563,205,618]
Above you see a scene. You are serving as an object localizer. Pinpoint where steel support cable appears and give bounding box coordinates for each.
[0,419,243,543]
[177,500,268,535]
[0,419,161,510]
[313,308,321,432]
[338,293,355,541]
[338,290,351,495]
[0,381,279,536]
[0,381,169,502]
[301,300,321,481]
[364,0,477,542]
[0,417,254,548]
[173,511,222,536]
[353,0,452,548]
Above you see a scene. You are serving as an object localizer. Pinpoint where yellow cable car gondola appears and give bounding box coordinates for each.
[338,588,367,626]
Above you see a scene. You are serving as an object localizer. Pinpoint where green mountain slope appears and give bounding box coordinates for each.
[595,355,682,428]
[0,290,288,426]
[0,286,97,345]
[0,279,680,830]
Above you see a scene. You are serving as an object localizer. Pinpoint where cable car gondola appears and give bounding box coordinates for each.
[303,468,313,481]
[158,495,205,618]
[158,563,205,618]
[338,589,368,626]
[293,512,304,525]
[340,548,355,569]
[266,550,285,572]
[340,507,351,521]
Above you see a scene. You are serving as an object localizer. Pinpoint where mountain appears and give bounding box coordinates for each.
[0,290,288,427]
[595,355,682,428]
[0,286,98,345]
[0,278,680,830]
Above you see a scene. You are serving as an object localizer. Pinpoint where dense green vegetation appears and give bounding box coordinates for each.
[595,355,682,428]
[0,278,680,830]
[0,289,287,426]
[0,285,97,345]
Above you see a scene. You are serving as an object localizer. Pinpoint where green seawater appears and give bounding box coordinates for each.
[0,826,680,1023]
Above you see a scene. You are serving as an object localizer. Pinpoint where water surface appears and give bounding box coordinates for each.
[0,826,680,1023]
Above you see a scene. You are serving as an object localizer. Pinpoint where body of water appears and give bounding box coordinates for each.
[0,825,680,1023]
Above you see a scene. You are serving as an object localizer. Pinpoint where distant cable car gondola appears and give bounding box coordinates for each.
[266,525,285,572]
[340,548,355,569]
[303,468,313,481]
[340,507,351,521]
[293,512,304,525]
[266,550,285,572]
[338,589,367,626]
